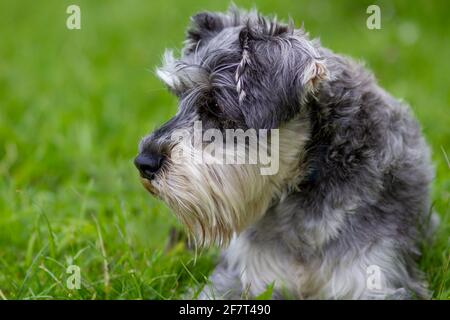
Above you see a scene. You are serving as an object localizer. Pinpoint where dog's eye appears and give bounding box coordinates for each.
[200,99,222,120]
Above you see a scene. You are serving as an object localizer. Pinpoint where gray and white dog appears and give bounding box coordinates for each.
[134,8,436,299]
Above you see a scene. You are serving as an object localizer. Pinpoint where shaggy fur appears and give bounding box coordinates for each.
[135,7,436,299]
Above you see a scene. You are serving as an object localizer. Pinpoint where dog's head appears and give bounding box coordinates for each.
[135,8,328,246]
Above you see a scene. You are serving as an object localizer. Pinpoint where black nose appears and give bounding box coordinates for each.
[134,151,165,180]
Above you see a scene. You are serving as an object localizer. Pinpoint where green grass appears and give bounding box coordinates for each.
[0,0,448,299]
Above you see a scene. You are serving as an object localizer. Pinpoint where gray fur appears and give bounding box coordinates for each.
[137,7,435,299]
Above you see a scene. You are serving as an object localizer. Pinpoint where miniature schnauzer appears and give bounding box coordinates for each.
[134,8,436,299]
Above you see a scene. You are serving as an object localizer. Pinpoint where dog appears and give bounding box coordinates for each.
[134,7,436,299]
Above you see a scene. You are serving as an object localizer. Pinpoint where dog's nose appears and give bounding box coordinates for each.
[134,151,165,180]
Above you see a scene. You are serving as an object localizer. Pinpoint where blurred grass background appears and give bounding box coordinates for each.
[0,0,448,299]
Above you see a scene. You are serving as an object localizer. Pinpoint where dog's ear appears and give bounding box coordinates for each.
[158,9,238,94]
[235,20,328,130]
[183,12,229,54]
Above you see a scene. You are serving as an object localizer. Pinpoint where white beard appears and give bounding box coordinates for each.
[149,117,310,246]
